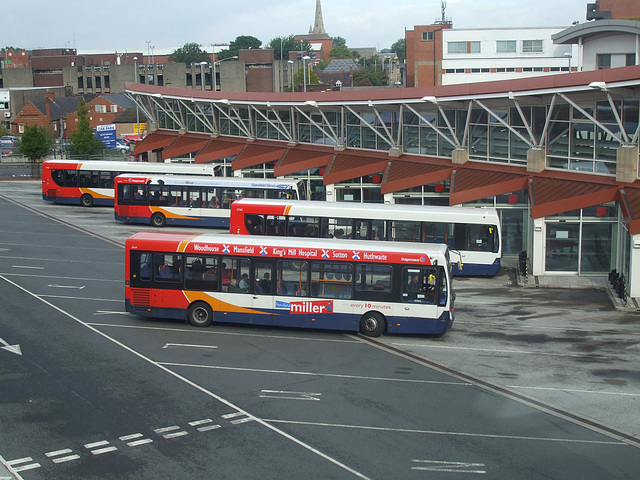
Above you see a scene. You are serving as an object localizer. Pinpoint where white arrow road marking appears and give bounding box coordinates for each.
[48,284,86,289]
[0,336,22,356]
[163,343,217,350]
[260,390,322,401]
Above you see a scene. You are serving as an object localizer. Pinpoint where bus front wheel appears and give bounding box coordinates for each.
[188,302,213,327]
[151,212,166,228]
[359,312,385,337]
[80,194,94,207]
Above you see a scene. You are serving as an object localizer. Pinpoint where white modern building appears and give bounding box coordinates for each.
[441,27,580,85]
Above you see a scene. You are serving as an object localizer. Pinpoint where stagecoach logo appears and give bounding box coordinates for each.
[276,300,334,314]
[352,251,360,260]
[222,244,230,254]
[260,246,268,256]
[322,249,329,259]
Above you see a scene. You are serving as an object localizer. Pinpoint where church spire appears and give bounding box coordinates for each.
[311,0,326,35]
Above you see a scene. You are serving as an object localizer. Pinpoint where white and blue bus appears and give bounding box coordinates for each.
[230,199,502,276]
[115,174,305,228]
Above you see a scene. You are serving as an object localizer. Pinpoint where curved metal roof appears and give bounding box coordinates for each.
[552,19,640,44]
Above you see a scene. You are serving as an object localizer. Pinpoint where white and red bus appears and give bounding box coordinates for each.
[229,198,502,276]
[114,174,305,228]
[125,232,454,336]
[41,160,217,207]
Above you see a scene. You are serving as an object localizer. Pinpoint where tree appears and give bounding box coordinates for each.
[217,35,262,60]
[390,38,406,63]
[168,42,210,63]
[70,98,104,158]
[329,45,353,59]
[0,124,10,137]
[331,36,347,47]
[267,35,312,60]
[16,124,53,177]
[293,66,320,91]
[353,66,389,87]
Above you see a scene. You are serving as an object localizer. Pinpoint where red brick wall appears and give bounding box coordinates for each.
[598,0,640,19]
[239,49,274,63]
[13,103,51,134]
[405,25,444,87]
[246,67,274,92]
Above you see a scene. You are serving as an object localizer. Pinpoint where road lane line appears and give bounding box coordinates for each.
[160,361,468,386]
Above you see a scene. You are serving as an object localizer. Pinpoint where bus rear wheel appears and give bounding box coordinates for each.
[188,302,213,327]
[151,212,166,228]
[80,194,94,207]
[359,312,385,337]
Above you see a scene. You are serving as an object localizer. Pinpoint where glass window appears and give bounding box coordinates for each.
[422,31,434,41]
[266,215,287,236]
[276,260,308,296]
[497,40,516,53]
[465,224,497,252]
[522,40,543,53]
[202,187,219,208]
[149,185,170,206]
[184,255,218,290]
[448,42,467,54]
[321,218,353,239]
[311,262,353,299]
[402,267,438,304]
[139,253,152,281]
[469,42,481,53]
[355,265,392,293]
[221,258,251,293]
[288,216,319,237]
[155,254,182,282]
[63,169,78,187]
[392,221,421,242]
[78,170,100,188]
[244,214,265,235]
[597,54,611,69]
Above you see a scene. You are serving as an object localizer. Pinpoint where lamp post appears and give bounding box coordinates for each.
[145,40,151,64]
[212,56,238,92]
[302,55,311,93]
[133,56,137,82]
[199,61,207,90]
[287,60,294,92]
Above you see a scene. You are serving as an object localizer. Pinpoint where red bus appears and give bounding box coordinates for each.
[41,160,217,207]
[125,231,454,336]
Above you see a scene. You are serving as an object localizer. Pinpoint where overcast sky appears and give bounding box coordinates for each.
[5,0,590,54]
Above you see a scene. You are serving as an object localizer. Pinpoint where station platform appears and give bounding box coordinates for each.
[504,257,640,312]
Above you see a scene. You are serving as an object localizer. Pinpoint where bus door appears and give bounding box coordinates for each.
[185,188,204,226]
[252,262,275,325]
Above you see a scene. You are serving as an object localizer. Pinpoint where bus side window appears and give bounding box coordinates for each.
[139,253,152,281]
[245,215,264,235]
[155,254,182,282]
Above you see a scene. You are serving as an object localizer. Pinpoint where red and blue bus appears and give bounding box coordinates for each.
[229,198,502,276]
[125,232,454,336]
[41,160,217,207]
[114,174,305,228]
